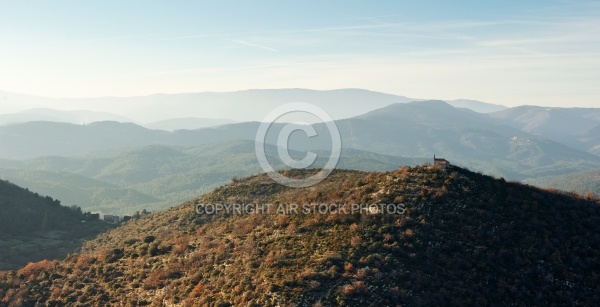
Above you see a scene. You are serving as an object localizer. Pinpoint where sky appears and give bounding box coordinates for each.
[0,0,599,108]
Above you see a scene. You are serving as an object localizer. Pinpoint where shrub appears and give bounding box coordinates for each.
[191,283,204,297]
[18,260,56,281]
[74,255,95,271]
[143,271,166,290]
[341,280,367,295]
[172,237,189,255]
[286,223,297,234]
[350,236,363,247]
[344,262,354,273]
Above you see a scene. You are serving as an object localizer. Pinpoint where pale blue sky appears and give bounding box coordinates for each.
[1,1,599,107]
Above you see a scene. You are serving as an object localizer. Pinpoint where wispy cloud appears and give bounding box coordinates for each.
[229,39,278,52]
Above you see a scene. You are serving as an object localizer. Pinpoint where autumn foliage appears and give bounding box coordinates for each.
[1,166,600,306]
[17,260,56,281]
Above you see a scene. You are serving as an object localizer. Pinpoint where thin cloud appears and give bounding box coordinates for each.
[229,39,278,52]
[277,19,540,35]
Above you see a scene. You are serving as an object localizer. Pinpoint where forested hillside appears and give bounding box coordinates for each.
[2,165,599,305]
[530,169,600,197]
[0,179,112,270]
[0,141,425,214]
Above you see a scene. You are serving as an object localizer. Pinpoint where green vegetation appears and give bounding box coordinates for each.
[529,169,600,197]
[0,101,598,219]
[0,179,114,270]
[1,165,599,305]
[0,141,425,214]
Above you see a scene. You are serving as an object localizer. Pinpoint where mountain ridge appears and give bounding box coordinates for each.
[1,88,512,123]
[2,165,599,305]
[1,101,598,182]
[489,105,600,154]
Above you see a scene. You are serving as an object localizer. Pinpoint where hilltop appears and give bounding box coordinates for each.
[1,165,599,305]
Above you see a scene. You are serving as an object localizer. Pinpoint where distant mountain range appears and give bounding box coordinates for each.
[337,101,600,178]
[0,108,132,126]
[489,106,600,155]
[0,88,505,125]
[145,117,237,131]
[0,89,598,213]
[443,98,507,113]
[0,108,238,131]
[0,100,597,175]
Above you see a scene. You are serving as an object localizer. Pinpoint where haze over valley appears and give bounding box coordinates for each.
[0,89,599,216]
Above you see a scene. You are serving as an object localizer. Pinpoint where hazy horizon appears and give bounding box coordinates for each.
[0,87,595,116]
[1,1,599,108]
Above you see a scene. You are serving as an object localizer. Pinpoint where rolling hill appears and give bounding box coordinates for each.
[1,165,599,305]
[1,100,599,216]
[1,101,598,180]
[442,98,507,113]
[0,108,132,126]
[489,106,600,154]
[144,117,236,131]
[0,141,426,214]
[577,124,600,156]
[330,101,600,179]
